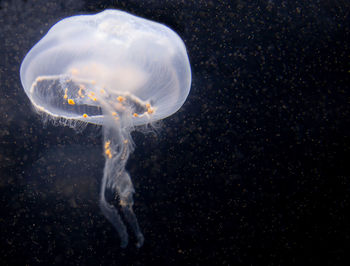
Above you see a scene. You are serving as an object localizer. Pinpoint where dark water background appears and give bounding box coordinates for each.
[0,0,349,265]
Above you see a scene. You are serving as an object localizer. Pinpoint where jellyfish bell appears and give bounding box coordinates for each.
[20,9,191,127]
[20,9,191,248]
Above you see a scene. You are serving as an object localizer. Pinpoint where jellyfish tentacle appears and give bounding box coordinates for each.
[99,157,129,248]
[117,171,145,248]
[101,123,144,248]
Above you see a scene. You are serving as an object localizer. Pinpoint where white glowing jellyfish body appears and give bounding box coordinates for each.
[20,10,191,248]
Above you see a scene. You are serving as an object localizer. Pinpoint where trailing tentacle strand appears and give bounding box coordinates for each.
[100,122,144,248]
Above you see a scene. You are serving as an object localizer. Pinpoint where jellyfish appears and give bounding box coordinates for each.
[20,10,191,248]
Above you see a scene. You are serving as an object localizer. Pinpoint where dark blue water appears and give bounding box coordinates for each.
[0,0,349,265]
